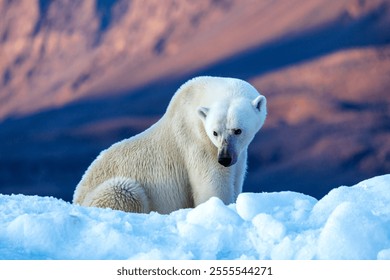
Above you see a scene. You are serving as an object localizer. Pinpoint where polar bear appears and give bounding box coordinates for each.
[73,76,267,214]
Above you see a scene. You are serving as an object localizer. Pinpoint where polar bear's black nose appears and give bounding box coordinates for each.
[218,156,232,167]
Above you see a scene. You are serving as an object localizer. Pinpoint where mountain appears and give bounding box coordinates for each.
[0,0,389,201]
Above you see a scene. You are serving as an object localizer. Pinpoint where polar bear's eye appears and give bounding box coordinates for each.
[213,131,218,137]
[234,129,242,135]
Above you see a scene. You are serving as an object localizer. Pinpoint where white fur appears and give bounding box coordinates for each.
[73,76,267,214]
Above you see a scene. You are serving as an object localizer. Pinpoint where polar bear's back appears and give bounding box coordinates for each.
[174,76,260,105]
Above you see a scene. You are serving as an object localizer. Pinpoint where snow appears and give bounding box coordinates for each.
[0,175,390,260]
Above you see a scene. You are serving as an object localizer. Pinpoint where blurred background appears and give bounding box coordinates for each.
[0,0,389,202]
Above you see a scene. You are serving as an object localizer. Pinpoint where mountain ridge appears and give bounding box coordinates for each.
[0,0,389,201]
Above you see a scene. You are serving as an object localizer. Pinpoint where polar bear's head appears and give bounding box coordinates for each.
[198,94,267,167]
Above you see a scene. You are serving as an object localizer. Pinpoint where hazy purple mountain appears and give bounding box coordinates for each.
[0,0,389,201]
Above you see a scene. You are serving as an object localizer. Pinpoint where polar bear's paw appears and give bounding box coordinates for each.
[83,177,150,213]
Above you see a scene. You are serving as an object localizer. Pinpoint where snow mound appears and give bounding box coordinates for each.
[1,175,389,260]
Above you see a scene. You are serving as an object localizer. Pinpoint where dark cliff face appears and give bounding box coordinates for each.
[0,0,389,201]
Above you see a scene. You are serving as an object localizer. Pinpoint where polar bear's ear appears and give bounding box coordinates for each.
[252,95,266,112]
[197,107,209,120]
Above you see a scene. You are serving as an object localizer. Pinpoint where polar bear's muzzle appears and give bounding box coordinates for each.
[218,145,237,167]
